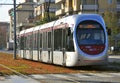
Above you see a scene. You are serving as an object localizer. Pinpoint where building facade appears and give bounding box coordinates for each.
[55,0,99,17]
[16,1,35,33]
[8,0,35,50]
[9,0,35,37]
[8,8,14,42]
[55,0,120,23]
[0,22,9,49]
[34,0,60,22]
[9,1,35,33]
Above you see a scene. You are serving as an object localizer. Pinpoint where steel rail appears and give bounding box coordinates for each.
[0,63,39,82]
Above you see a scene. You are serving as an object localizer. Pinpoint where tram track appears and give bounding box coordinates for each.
[0,64,86,83]
[0,64,39,82]
[0,63,82,83]
[0,62,120,83]
[51,75,80,83]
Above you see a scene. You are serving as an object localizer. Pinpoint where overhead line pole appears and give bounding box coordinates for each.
[47,0,51,22]
[13,0,17,59]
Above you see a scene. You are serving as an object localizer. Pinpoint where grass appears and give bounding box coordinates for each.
[0,52,120,75]
[0,52,77,75]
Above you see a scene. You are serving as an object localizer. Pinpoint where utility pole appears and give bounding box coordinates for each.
[47,0,51,21]
[13,0,17,59]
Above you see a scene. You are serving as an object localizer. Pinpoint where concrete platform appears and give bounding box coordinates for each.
[108,55,120,63]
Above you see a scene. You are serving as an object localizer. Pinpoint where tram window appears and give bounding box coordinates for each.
[26,35,30,50]
[33,33,35,50]
[61,28,74,51]
[67,33,74,51]
[48,31,51,48]
[67,28,71,36]
[24,36,27,50]
[62,28,67,49]
[20,36,24,50]
[78,29,105,45]
[54,29,62,51]
[30,34,33,50]
[33,33,37,50]
[37,32,39,50]
[46,32,48,49]
[39,32,42,48]
[54,28,74,51]
[25,35,28,50]
[42,32,47,50]
[28,35,30,50]
[33,34,35,49]
[54,30,57,50]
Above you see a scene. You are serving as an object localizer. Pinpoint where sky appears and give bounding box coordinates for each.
[0,0,24,22]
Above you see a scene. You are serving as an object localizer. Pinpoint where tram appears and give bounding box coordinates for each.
[18,14,108,67]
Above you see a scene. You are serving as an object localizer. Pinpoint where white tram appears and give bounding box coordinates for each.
[18,14,108,67]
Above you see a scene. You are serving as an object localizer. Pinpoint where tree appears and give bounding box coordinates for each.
[103,11,119,35]
[35,13,58,25]
[103,11,119,52]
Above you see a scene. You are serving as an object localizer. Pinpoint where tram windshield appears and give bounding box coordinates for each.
[77,21,105,45]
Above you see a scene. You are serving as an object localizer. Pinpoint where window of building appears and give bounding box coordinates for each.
[82,0,87,4]
[108,0,113,4]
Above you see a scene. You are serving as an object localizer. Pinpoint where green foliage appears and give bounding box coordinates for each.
[103,11,120,51]
[36,14,58,25]
[103,11,119,35]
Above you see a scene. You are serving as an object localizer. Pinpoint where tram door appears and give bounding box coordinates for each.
[25,34,33,60]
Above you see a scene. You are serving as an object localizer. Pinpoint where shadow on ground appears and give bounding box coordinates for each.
[68,63,120,72]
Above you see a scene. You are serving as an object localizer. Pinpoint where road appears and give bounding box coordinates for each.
[0,72,120,83]
[30,73,120,83]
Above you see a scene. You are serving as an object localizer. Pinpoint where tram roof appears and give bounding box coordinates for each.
[19,14,103,35]
[33,26,40,31]
[19,29,26,35]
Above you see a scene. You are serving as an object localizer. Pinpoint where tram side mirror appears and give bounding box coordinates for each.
[107,28,111,36]
[67,28,71,36]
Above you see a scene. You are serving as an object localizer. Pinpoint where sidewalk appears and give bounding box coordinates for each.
[108,55,120,63]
